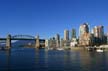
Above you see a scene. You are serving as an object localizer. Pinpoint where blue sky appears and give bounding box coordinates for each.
[0,0,108,39]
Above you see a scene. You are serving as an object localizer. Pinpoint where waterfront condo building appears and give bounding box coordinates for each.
[64,29,69,41]
[93,26,104,45]
[64,29,70,47]
[71,28,76,40]
[79,23,89,36]
[79,23,93,46]
[55,34,60,47]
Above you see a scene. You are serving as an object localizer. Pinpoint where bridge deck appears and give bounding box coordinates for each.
[0,38,45,41]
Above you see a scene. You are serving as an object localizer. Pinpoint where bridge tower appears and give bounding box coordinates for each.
[6,34,11,49]
[35,35,40,48]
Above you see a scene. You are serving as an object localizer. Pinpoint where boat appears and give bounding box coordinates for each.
[87,48,93,51]
[57,48,64,50]
[96,49,103,52]
[87,46,94,51]
[47,48,53,50]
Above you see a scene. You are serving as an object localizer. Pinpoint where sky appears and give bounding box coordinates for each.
[0,0,108,39]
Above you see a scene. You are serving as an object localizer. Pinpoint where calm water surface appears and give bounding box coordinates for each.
[0,47,108,71]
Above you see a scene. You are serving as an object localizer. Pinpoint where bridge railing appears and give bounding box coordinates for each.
[11,35,35,39]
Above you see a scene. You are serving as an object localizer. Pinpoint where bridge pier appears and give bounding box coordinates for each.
[35,35,40,48]
[6,34,11,49]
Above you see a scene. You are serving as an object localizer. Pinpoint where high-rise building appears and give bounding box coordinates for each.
[93,26,104,45]
[55,34,60,47]
[79,33,94,46]
[107,35,108,44]
[71,28,77,46]
[79,23,92,46]
[55,34,60,41]
[64,29,69,41]
[79,23,89,36]
[93,26,104,38]
[71,28,76,39]
[103,34,107,44]
[60,38,64,47]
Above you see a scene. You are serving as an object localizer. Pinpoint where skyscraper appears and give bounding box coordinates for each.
[93,26,104,38]
[93,26,104,45]
[55,34,60,41]
[79,23,89,36]
[64,29,69,41]
[55,34,60,47]
[71,28,76,39]
[79,23,92,46]
[107,35,108,44]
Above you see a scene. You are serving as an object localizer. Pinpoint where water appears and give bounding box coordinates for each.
[0,47,108,71]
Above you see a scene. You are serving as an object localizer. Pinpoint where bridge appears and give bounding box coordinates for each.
[0,34,45,49]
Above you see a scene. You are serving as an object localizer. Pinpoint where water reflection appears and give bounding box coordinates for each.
[79,51,108,71]
[64,50,80,71]
[34,49,48,71]
[0,48,108,71]
[0,49,11,71]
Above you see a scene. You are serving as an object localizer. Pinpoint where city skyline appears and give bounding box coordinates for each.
[0,0,108,38]
[0,23,107,40]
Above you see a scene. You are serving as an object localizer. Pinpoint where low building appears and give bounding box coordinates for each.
[70,38,78,47]
[107,34,108,44]
[49,37,56,48]
[63,40,70,48]
[70,42,77,47]
[45,39,50,47]
[60,38,64,47]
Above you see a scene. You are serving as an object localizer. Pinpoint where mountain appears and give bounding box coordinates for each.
[12,40,35,47]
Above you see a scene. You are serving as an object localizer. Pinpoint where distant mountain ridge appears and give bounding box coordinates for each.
[12,40,35,47]
[0,40,35,47]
